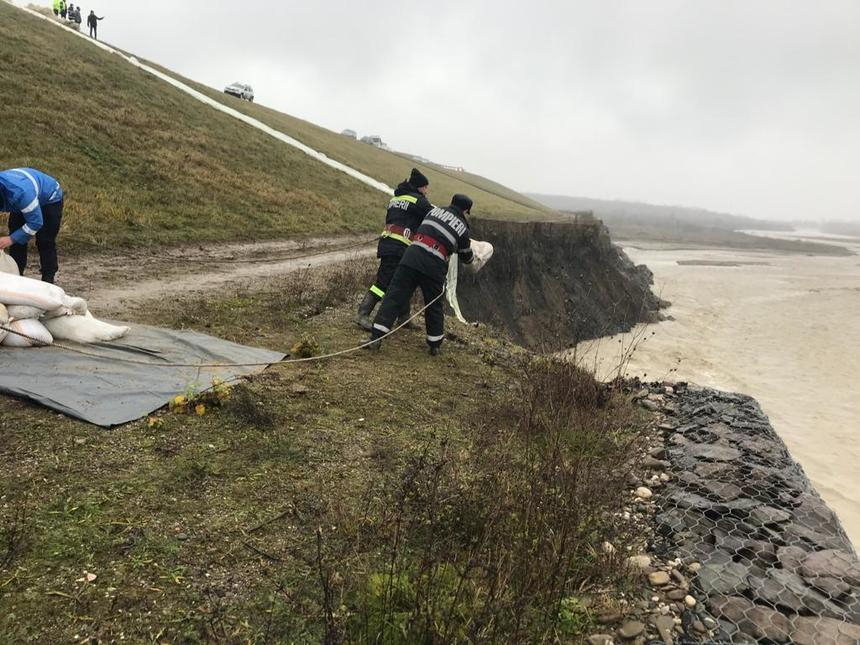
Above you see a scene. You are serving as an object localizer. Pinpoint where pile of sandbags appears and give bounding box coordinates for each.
[0,253,130,347]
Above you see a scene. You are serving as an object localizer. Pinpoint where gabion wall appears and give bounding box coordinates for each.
[653,387,859,644]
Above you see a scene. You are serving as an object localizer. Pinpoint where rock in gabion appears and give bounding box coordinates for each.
[652,386,860,643]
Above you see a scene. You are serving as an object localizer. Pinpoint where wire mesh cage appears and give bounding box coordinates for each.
[648,387,859,644]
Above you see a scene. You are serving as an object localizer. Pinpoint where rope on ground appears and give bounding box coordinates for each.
[0,287,447,369]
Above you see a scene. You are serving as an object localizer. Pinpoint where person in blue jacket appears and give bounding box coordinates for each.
[0,168,64,284]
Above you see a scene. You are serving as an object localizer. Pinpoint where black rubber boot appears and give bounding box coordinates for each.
[363,333,382,352]
[429,346,441,356]
[355,292,378,331]
[395,304,415,330]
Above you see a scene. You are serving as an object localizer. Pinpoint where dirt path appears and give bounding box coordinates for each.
[54,236,377,316]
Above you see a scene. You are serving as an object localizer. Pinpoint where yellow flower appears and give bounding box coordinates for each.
[173,395,187,405]
[195,404,206,416]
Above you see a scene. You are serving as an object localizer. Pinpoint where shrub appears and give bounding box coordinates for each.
[318,358,644,642]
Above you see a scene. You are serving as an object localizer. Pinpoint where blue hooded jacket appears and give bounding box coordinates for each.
[0,168,63,245]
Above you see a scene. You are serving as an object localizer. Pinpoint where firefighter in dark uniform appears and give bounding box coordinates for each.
[367,194,474,356]
[355,168,433,330]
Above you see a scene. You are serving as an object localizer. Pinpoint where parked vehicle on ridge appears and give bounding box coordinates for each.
[224,82,254,102]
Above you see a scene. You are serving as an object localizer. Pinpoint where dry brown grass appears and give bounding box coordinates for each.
[0,257,646,642]
[317,358,645,643]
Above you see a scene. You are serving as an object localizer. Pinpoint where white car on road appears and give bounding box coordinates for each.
[224,82,254,102]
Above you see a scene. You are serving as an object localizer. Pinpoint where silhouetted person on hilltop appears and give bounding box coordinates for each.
[87,11,104,39]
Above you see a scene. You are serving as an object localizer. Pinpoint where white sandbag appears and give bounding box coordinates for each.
[0,304,8,345]
[0,252,19,276]
[7,305,46,320]
[0,272,67,310]
[63,296,89,315]
[44,314,129,343]
[464,239,494,274]
[446,239,494,325]
[1,318,53,348]
[44,296,89,319]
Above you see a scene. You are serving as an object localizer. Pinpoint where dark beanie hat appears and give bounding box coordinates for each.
[409,168,429,188]
[451,194,473,213]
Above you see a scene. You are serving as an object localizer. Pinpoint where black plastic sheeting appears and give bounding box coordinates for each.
[0,323,285,426]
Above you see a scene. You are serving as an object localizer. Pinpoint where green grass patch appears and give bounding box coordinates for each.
[0,258,645,642]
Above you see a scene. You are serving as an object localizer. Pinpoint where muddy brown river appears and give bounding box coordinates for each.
[574,231,860,548]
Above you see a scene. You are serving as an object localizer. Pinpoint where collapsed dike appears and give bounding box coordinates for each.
[457,216,662,349]
[455,219,859,642]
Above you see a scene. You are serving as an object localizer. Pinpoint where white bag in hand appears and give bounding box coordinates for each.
[44,312,129,344]
[1,318,54,347]
[464,239,494,274]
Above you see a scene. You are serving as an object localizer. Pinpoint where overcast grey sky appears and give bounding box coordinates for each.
[24,0,860,221]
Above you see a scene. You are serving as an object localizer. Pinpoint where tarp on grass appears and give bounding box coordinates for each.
[0,323,286,427]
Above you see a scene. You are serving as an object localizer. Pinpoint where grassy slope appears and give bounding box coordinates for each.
[0,4,391,252]
[141,61,553,221]
[0,5,547,254]
[0,3,552,255]
[0,260,642,643]
[421,158,555,214]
